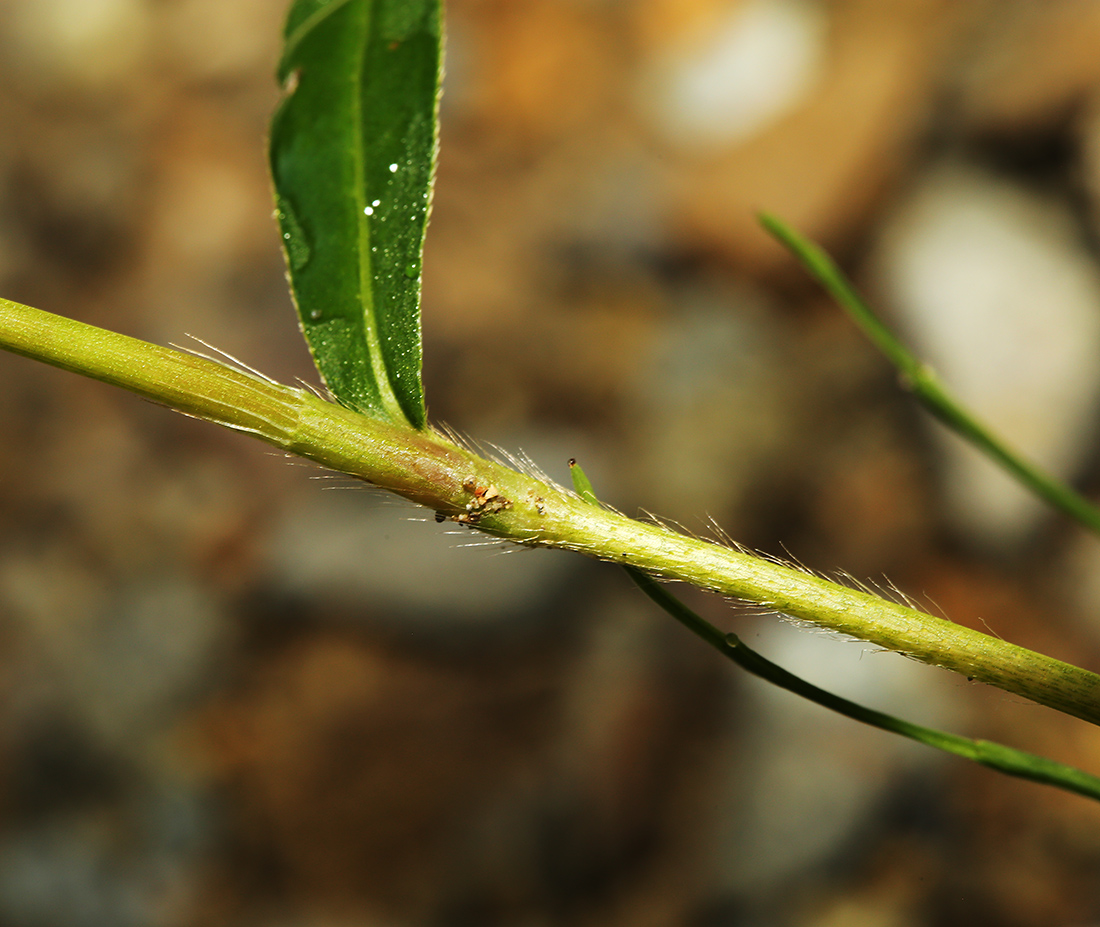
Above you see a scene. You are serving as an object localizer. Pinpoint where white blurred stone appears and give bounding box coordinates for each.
[4,0,149,87]
[872,163,1100,548]
[708,614,961,895]
[639,0,828,150]
[266,482,579,627]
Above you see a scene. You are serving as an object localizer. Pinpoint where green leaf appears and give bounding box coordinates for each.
[270,0,441,428]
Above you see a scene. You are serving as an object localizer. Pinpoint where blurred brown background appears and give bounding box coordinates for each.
[3,0,1100,924]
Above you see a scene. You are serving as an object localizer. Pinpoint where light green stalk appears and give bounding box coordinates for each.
[3,295,1100,725]
[628,567,1100,801]
[760,213,1100,538]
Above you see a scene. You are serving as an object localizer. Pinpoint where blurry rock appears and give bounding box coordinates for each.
[145,124,260,275]
[955,2,1100,134]
[265,486,580,628]
[0,812,194,927]
[1054,530,1100,649]
[447,0,619,147]
[806,413,934,573]
[637,0,828,152]
[0,221,25,291]
[706,613,960,898]
[197,633,560,922]
[4,1,1100,923]
[159,0,281,83]
[1,0,150,90]
[3,117,142,292]
[195,597,732,926]
[621,278,797,521]
[647,0,961,271]
[871,162,1100,548]
[630,0,736,52]
[0,551,229,750]
[1080,98,1100,240]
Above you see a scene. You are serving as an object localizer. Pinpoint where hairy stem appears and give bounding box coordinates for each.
[3,296,1100,724]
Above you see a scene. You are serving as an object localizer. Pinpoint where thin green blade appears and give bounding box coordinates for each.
[270,0,440,428]
[759,212,1100,538]
[570,456,1100,804]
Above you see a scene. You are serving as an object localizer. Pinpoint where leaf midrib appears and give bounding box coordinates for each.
[350,0,405,424]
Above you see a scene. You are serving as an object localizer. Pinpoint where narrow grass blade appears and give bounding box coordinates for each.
[630,567,1100,802]
[569,457,1100,803]
[270,0,441,427]
[759,212,1100,538]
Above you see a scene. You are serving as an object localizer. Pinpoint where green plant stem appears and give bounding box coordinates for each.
[4,296,1100,724]
[759,212,1100,538]
[624,567,1100,802]
[569,457,1100,803]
